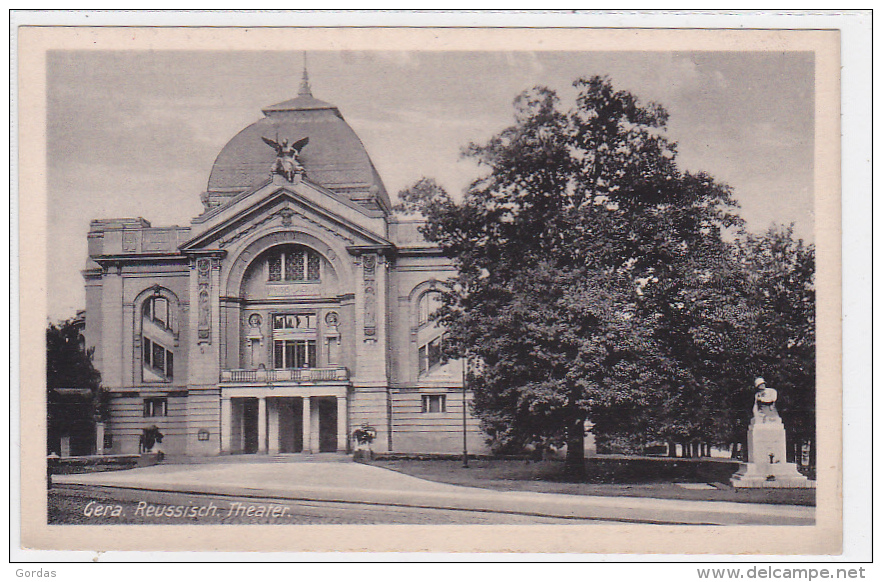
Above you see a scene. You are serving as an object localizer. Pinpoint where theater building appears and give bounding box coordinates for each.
[81,74,489,457]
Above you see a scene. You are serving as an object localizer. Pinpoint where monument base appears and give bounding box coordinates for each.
[730,461,815,488]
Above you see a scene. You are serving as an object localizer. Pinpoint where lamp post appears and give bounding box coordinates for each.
[462,352,469,468]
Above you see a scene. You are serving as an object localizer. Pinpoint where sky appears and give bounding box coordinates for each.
[46,50,814,321]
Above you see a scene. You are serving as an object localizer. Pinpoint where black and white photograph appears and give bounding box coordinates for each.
[15,19,852,558]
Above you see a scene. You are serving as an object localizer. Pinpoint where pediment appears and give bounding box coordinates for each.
[180,183,393,253]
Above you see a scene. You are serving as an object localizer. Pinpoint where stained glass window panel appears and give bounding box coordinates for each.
[307,252,321,280]
[268,255,282,281]
[286,250,304,281]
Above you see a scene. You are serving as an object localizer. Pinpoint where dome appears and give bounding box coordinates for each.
[204,72,390,214]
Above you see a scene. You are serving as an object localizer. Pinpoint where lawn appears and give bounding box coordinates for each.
[369,457,816,506]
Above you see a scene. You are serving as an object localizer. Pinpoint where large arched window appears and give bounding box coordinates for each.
[142,294,175,382]
[267,245,321,282]
[417,290,444,375]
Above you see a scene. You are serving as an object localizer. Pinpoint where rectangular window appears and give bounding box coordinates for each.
[143,397,168,417]
[153,342,165,372]
[419,335,444,375]
[422,394,446,414]
[268,249,320,282]
[274,340,284,368]
[143,337,173,380]
[428,336,443,368]
[419,345,428,374]
[273,339,317,369]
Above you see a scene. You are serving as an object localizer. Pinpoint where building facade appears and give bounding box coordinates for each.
[82,76,488,457]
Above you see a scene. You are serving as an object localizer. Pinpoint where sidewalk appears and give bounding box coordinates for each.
[54,459,815,525]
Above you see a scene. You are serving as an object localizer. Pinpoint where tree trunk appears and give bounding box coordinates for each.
[668,440,677,458]
[564,417,586,480]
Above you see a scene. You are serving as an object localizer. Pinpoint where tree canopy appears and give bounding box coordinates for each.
[47,317,101,391]
[46,317,103,454]
[397,76,814,473]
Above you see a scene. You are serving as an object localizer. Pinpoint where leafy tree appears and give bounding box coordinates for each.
[586,223,815,462]
[46,317,103,454]
[397,77,741,475]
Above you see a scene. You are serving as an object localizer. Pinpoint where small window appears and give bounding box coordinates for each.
[144,397,168,417]
[418,335,444,375]
[422,394,446,414]
[267,246,321,282]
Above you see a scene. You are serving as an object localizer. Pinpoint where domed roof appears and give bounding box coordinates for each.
[204,72,390,214]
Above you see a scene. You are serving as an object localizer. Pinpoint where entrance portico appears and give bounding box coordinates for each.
[220,381,349,455]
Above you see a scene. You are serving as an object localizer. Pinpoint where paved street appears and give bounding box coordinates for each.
[52,458,815,525]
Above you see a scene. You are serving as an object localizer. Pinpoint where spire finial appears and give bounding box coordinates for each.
[298,52,312,97]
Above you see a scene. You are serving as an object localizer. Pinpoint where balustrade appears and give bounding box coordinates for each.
[220,367,348,384]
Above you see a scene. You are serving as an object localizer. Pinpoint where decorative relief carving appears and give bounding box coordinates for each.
[363,253,377,340]
[122,231,138,252]
[218,210,284,249]
[216,203,355,249]
[197,258,212,343]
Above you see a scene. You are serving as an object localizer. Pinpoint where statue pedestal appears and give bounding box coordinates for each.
[730,416,814,488]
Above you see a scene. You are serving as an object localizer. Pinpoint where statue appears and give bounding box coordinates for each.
[730,375,812,488]
[262,136,309,181]
[752,377,780,423]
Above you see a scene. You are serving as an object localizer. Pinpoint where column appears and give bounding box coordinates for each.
[336,395,348,453]
[257,397,267,453]
[267,399,280,454]
[95,422,106,455]
[302,396,312,454]
[221,397,232,453]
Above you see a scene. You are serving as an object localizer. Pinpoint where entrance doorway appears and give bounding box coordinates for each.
[317,397,338,453]
[241,398,259,454]
[276,397,303,453]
